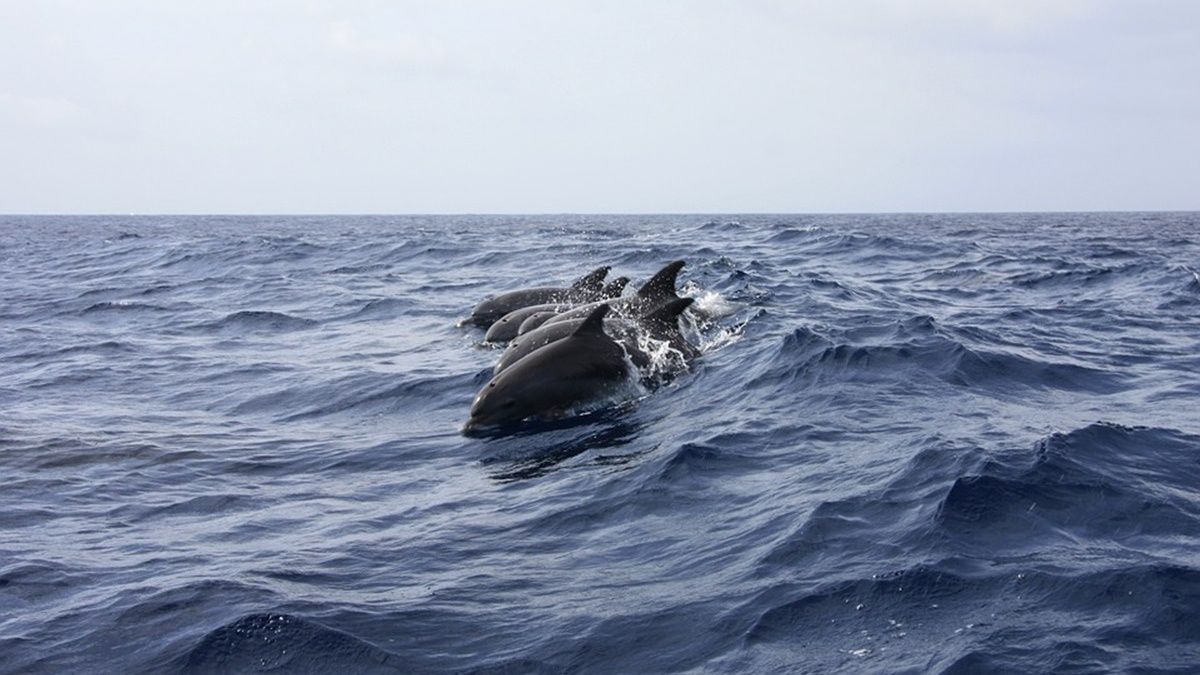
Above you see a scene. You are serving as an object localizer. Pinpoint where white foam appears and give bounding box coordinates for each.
[694,290,739,320]
[633,332,689,381]
[697,323,745,354]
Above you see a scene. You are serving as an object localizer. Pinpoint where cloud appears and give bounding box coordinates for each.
[326,19,447,68]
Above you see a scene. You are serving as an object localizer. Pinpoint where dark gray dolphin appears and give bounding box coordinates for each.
[516,310,560,336]
[483,275,631,343]
[541,260,684,328]
[601,276,630,298]
[483,303,572,343]
[634,261,686,305]
[641,296,700,362]
[465,305,631,431]
[494,297,696,376]
[467,266,609,328]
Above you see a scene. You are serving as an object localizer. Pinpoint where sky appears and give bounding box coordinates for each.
[1,0,1197,214]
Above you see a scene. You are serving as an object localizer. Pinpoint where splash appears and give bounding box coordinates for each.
[631,331,689,382]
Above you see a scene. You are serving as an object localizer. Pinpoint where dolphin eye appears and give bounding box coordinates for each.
[502,400,516,408]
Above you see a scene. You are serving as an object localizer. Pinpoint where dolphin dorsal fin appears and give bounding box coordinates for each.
[569,266,611,296]
[642,297,694,327]
[637,260,685,302]
[602,276,630,298]
[572,303,610,337]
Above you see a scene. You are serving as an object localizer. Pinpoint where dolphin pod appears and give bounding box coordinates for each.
[493,297,695,376]
[540,260,686,328]
[463,261,697,431]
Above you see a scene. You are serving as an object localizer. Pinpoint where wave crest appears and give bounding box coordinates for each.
[180,613,401,674]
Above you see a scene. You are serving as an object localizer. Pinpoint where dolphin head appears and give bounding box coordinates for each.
[465,371,560,431]
[465,379,526,431]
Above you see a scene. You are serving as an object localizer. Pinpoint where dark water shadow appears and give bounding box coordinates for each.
[471,407,646,482]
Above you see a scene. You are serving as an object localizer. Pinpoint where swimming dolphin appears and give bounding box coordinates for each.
[467,266,609,328]
[483,303,572,343]
[640,296,700,363]
[540,260,684,328]
[483,276,631,343]
[601,276,630,299]
[494,297,696,376]
[516,310,561,336]
[465,304,631,431]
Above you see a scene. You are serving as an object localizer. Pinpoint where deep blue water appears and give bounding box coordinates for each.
[2,213,1199,674]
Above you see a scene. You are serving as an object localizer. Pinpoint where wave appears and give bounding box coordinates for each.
[334,297,416,321]
[744,422,1200,671]
[774,229,951,260]
[764,225,823,242]
[699,219,748,232]
[758,442,973,571]
[6,340,136,362]
[646,436,771,488]
[478,414,645,481]
[1158,264,1200,309]
[327,262,391,275]
[757,422,1200,572]
[179,613,403,674]
[107,493,256,524]
[752,323,1126,395]
[154,248,234,270]
[740,560,1200,672]
[0,559,81,608]
[81,300,168,313]
[227,371,473,421]
[201,310,319,333]
[1011,261,1174,293]
[935,423,1200,549]
[1182,265,1200,294]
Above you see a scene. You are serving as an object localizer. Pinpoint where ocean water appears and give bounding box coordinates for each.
[1,213,1198,674]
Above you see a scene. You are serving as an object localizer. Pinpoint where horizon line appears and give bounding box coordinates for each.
[2,209,1198,218]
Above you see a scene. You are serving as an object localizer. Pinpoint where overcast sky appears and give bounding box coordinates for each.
[2,1,1197,214]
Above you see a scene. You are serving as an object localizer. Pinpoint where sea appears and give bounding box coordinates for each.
[1,213,1198,673]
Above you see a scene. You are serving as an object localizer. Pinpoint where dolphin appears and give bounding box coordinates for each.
[635,296,700,362]
[483,303,572,343]
[494,297,696,376]
[467,266,609,328]
[540,260,684,328]
[465,304,631,431]
[601,276,630,299]
[483,275,632,343]
[516,310,560,336]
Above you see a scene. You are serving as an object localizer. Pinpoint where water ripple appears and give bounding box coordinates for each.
[1,213,1198,672]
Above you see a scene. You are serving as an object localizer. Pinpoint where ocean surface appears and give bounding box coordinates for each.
[1,213,1199,674]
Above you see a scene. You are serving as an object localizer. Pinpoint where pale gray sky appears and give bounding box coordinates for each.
[2,1,1197,213]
